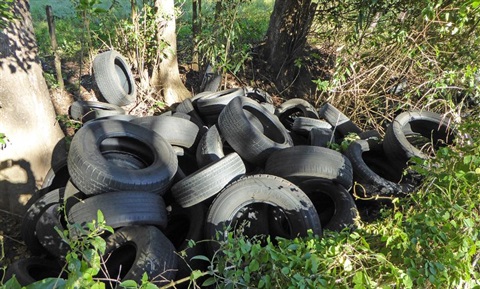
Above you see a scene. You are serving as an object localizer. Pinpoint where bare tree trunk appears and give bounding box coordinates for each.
[151,0,191,106]
[0,0,66,214]
[263,0,317,92]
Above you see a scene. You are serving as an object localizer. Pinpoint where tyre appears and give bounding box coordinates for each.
[244,86,273,104]
[383,111,455,169]
[218,96,293,166]
[171,153,246,208]
[264,145,353,190]
[298,179,359,232]
[67,119,178,196]
[275,98,319,130]
[292,117,332,136]
[318,103,362,137]
[69,100,125,122]
[196,125,231,168]
[4,257,66,286]
[195,88,245,116]
[68,191,168,230]
[163,203,209,281]
[93,50,136,106]
[21,187,64,255]
[308,127,335,147]
[345,139,406,198]
[205,174,322,254]
[41,157,69,191]
[35,204,69,259]
[130,115,200,149]
[98,225,177,287]
[201,64,222,92]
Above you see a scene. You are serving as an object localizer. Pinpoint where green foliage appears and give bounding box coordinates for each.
[0,0,14,29]
[0,133,7,146]
[204,118,480,288]
[313,0,480,130]
[197,0,255,78]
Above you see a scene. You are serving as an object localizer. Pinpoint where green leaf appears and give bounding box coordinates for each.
[119,280,138,288]
[190,255,210,262]
[248,259,260,271]
[202,277,216,287]
[97,210,104,224]
[25,278,66,289]
[191,270,203,280]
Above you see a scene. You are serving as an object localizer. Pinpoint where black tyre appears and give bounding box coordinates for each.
[164,203,209,281]
[318,103,362,137]
[264,145,353,190]
[275,98,319,130]
[69,100,125,122]
[98,225,177,287]
[196,124,231,168]
[171,153,246,208]
[195,88,245,116]
[68,191,168,229]
[299,179,358,232]
[41,157,69,191]
[21,187,64,255]
[4,257,66,286]
[130,115,200,149]
[308,127,335,147]
[205,174,322,254]
[292,117,332,136]
[35,204,69,259]
[244,86,273,104]
[68,119,178,196]
[345,139,407,198]
[218,96,293,166]
[93,50,136,106]
[383,111,455,169]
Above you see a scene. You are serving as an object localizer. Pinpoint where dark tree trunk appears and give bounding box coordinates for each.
[192,0,201,71]
[263,0,317,92]
[0,0,66,214]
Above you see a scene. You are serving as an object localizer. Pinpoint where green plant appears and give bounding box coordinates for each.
[197,0,254,83]
[0,0,14,29]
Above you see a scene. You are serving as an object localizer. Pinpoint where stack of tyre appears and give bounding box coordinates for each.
[8,53,456,288]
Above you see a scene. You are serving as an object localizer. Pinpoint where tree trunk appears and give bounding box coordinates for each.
[0,0,66,214]
[263,0,317,92]
[191,0,201,71]
[151,0,191,106]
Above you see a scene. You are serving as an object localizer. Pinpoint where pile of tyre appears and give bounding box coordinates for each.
[6,51,456,287]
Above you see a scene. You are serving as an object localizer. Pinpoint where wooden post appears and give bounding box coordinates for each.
[46,5,64,90]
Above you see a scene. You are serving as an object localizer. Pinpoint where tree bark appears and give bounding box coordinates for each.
[151,0,191,106]
[263,0,317,92]
[0,0,66,214]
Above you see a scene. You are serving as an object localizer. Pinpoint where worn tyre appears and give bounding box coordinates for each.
[98,225,177,287]
[21,187,64,255]
[68,191,168,229]
[218,96,293,166]
[265,145,353,190]
[318,103,362,137]
[69,100,125,122]
[299,179,358,231]
[346,139,406,197]
[41,157,69,191]
[308,127,335,147]
[195,88,245,116]
[4,257,66,286]
[35,204,69,259]
[93,50,136,106]
[171,153,246,208]
[130,115,200,149]
[292,117,332,136]
[68,119,178,196]
[383,111,455,169]
[275,98,319,130]
[205,174,322,254]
